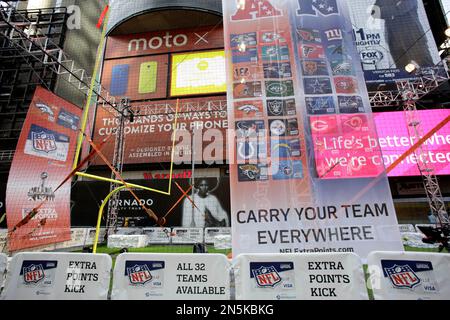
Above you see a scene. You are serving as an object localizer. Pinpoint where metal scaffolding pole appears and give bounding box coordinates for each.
[397,79,449,226]
[105,97,129,236]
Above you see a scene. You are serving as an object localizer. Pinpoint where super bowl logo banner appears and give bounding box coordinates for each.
[223,0,403,259]
[6,87,82,251]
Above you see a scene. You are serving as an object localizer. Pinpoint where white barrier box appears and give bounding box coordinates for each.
[143,227,172,244]
[398,224,415,233]
[0,230,7,253]
[0,252,112,300]
[54,228,89,250]
[108,235,148,248]
[368,251,450,300]
[111,253,231,300]
[171,228,203,244]
[204,228,231,244]
[84,228,107,246]
[0,253,7,289]
[234,253,368,300]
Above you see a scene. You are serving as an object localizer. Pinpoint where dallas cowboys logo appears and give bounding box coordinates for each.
[309,79,326,94]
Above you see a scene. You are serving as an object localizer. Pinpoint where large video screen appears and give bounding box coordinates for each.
[348,0,442,84]
[170,50,226,96]
[374,109,450,177]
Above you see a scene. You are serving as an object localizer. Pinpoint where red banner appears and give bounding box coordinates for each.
[92,96,228,165]
[105,26,224,59]
[6,87,82,251]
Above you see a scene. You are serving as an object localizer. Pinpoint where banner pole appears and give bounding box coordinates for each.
[72,7,110,170]
[93,185,126,253]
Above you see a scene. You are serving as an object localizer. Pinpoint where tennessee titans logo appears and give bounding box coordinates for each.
[127,264,152,285]
[252,266,281,288]
[23,264,45,284]
[32,131,57,153]
[384,265,421,289]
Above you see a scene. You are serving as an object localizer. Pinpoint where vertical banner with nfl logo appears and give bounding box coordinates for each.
[6,87,82,251]
[223,0,313,257]
[223,0,403,259]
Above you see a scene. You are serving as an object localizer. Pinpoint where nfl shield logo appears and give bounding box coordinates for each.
[385,265,421,289]
[127,264,152,285]
[252,266,281,288]
[23,264,45,284]
[32,131,57,153]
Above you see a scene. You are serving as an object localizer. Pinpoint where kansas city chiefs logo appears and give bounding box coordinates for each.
[232,0,282,21]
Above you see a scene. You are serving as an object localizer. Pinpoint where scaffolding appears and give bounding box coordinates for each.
[0,6,68,150]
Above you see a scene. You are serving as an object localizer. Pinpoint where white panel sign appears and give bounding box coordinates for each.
[54,228,89,250]
[368,251,450,300]
[171,228,203,244]
[111,253,231,300]
[398,224,415,233]
[0,230,7,253]
[85,228,107,245]
[204,228,231,244]
[143,227,172,244]
[1,252,112,300]
[0,253,7,289]
[234,253,368,300]
[108,235,148,248]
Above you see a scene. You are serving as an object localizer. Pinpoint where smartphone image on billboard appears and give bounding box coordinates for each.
[110,64,129,96]
[139,61,157,94]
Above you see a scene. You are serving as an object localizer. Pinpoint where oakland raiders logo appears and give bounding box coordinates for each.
[267,100,284,116]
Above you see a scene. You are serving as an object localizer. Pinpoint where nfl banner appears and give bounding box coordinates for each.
[234,252,368,300]
[368,251,450,300]
[5,87,82,251]
[223,0,403,259]
[111,253,231,300]
[0,252,112,300]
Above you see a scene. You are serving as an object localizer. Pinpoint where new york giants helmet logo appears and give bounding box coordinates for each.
[127,264,152,285]
[23,264,45,284]
[384,265,421,289]
[252,266,281,288]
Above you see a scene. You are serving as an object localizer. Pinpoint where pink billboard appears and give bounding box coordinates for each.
[374,109,450,177]
[310,114,385,179]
